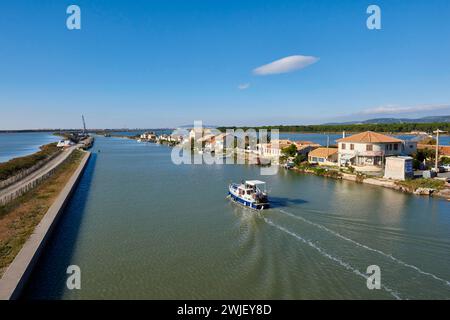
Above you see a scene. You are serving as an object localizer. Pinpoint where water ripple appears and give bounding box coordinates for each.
[263,217,402,300]
[276,208,450,288]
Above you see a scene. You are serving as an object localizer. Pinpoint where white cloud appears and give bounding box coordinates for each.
[238,83,250,90]
[358,104,450,115]
[253,55,319,76]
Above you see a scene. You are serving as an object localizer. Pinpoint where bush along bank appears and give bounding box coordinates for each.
[289,162,449,200]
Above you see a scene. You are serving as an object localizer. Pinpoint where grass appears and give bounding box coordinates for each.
[0,143,60,181]
[0,149,84,277]
[396,178,445,192]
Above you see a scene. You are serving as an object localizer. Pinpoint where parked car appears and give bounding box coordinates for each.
[284,161,295,169]
[431,166,445,173]
[442,164,450,172]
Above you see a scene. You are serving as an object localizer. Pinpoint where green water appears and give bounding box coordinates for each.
[23,136,450,299]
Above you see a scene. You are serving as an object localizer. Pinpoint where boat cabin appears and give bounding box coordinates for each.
[228,180,269,210]
[237,180,266,196]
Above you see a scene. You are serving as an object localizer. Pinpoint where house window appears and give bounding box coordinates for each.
[350,144,354,150]
[394,144,398,150]
[366,144,373,151]
[341,143,346,150]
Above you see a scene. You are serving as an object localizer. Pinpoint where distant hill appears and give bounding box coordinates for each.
[177,124,218,129]
[324,115,450,125]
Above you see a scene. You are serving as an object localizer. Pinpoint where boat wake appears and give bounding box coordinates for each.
[263,217,401,300]
[275,208,450,288]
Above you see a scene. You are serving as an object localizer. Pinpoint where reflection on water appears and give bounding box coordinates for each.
[23,136,450,299]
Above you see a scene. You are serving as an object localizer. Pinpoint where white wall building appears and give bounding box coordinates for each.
[337,131,417,168]
[384,156,414,180]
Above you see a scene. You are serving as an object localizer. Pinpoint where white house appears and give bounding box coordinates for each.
[308,147,338,165]
[188,128,212,142]
[337,131,417,168]
[140,132,157,141]
[256,139,292,158]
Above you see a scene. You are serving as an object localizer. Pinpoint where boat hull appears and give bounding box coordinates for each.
[228,191,269,210]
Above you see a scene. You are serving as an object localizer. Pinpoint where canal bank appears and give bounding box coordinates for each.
[290,166,450,200]
[0,151,91,300]
[22,136,450,299]
[126,134,450,201]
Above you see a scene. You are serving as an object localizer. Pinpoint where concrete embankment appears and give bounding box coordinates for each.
[0,151,91,300]
[292,167,450,200]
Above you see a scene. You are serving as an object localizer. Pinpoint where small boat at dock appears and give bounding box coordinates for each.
[228,180,269,210]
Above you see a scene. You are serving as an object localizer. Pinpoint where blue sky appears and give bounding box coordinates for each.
[1,0,450,129]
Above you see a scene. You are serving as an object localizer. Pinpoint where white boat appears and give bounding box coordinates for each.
[56,140,74,148]
[228,180,269,210]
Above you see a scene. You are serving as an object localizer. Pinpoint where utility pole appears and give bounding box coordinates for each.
[433,129,447,172]
[326,135,330,158]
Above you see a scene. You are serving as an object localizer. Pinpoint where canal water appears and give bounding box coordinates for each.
[23,136,450,299]
[0,132,60,163]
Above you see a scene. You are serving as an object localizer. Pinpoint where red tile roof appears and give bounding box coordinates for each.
[336,131,402,143]
[308,147,338,158]
[418,144,450,156]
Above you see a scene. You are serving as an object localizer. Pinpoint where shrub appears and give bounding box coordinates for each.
[396,178,445,192]
[355,172,366,183]
[314,168,327,176]
[0,143,60,181]
[327,170,343,179]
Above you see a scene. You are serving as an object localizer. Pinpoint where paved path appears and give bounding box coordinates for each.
[0,146,77,203]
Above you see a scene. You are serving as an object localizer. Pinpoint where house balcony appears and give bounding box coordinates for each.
[356,150,385,157]
[340,150,385,158]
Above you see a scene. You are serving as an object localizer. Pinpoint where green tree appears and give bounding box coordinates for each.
[293,154,306,166]
[281,144,297,158]
[441,157,450,165]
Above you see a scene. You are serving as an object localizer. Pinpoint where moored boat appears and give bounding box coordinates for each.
[228,180,269,210]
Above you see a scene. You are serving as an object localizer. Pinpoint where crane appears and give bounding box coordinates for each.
[82,115,87,135]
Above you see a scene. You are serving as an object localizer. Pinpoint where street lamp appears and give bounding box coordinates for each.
[433,129,447,172]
